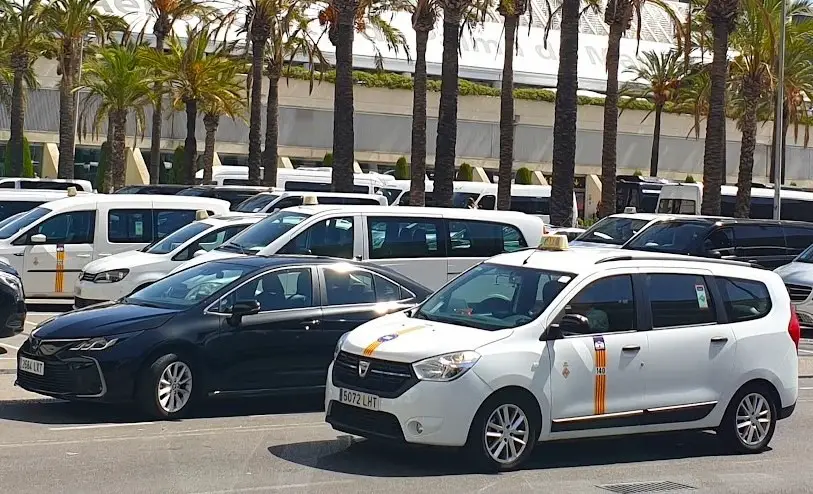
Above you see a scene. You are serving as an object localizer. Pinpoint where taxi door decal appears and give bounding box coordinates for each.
[54,244,65,293]
[593,336,606,415]
[362,325,424,356]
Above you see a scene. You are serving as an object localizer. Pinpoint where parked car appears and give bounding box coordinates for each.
[775,244,813,329]
[235,191,387,213]
[0,178,94,192]
[113,185,191,195]
[176,185,273,210]
[17,256,431,418]
[570,213,664,249]
[0,189,91,223]
[0,260,25,337]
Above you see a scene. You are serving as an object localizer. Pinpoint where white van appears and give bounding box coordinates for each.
[0,194,230,299]
[171,205,545,289]
[235,191,388,213]
[657,183,813,221]
[0,189,91,222]
[0,177,94,192]
[197,166,391,194]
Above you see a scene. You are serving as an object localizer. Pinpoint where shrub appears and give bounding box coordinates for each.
[515,167,533,185]
[633,169,643,176]
[684,174,696,183]
[395,156,409,180]
[457,162,473,181]
[96,141,111,192]
[3,137,33,177]
[322,152,334,167]
[170,145,185,184]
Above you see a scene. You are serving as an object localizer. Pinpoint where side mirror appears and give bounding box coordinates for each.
[193,249,207,258]
[708,249,723,258]
[541,313,590,341]
[228,300,260,325]
[30,233,46,244]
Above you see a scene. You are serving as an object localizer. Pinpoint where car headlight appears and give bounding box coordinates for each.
[334,332,349,360]
[412,351,480,382]
[93,269,129,283]
[70,337,119,351]
[0,271,23,298]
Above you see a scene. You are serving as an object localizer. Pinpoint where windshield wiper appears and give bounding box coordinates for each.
[219,243,247,254]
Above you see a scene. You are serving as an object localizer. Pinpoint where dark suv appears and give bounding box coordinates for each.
[622,216,813,269]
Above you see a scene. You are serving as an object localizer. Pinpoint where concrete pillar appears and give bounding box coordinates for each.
[472,166,491,183]
[530,171,548,186]
[584,174,601,219]
[125,147,150,185]
[278,156,294,169]
[41,143,59,178]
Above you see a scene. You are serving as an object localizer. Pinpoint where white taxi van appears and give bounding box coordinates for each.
[0,192,230,299]
[326,236,799,470]
[171,205,545,290]
[73,212,265,307]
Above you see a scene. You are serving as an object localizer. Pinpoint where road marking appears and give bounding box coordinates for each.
[799,349,813,355]
[24,320,38,327]
[0,342,19,351]
[800,387,813,390]
[49,422,156,431]
[190,480,353,494]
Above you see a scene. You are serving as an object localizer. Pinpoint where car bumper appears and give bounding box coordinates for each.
[74,280,130,307]
[324,362,492,447]
[0,300,26,337]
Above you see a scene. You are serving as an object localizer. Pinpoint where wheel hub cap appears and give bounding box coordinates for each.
[484,404,530,464]
[157,362,192,414]
[736,392,771,446]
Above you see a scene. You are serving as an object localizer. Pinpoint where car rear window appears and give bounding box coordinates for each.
[715,277,772,322]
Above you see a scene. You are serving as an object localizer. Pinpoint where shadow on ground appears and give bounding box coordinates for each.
[268,431,744,477]
[0,393,325,426]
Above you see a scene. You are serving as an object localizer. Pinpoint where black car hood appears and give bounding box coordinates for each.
[34,302,178,339]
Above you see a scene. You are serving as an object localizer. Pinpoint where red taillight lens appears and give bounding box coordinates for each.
[789,304,801,350]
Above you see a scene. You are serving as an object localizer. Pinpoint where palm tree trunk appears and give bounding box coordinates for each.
[550,0,579,227]
[111,110,127,190]
[735,82,759,218]
[262,73,280,187]
[248,37,265,186]
[409,28,430,207]
[9,54,27,178]
[57,39,77,179]
[599,21,624,218]
[150,28,167,185]
[331,1,358,193]
[650,105,663,177]
[104,114,114,193]
[202,113,219,184]
[769,100,789,185]
[184,99,198,185]
[700,20,729,216]
[497,14,518,211]
[433,13,461,208]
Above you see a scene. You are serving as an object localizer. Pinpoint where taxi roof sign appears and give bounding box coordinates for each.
[624,206,637,214]
[67,186,77,197]
[538,234,569,251]
[195,210,209,220]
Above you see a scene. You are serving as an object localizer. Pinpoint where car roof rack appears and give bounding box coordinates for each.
[595,254,763,269]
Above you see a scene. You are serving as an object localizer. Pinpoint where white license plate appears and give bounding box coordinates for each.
[339,388,380,411]
[19,357,44,376]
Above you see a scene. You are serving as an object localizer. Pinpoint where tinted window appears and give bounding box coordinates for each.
[223,179,251,186]
[783,225,813,251]
[176,188,210,197]
[510,196,550,215]
[271,196,304,210]
[176,225,248,261]
[0,207,50,240]
[224,211,309,254]
[374,274,403,302]
[576,217,650,245]
[646,274,715,328]
[229,268,313,311]
[732,224,785,256]
[20,181,82,191]
[447,220,527,257]
[381,187,402,205]
[452,192,481,209]
[216,191,258,209]
[416,263,575,331]
[715,277,771,322]
[0,200,43,222]
[280,216,354,258]
[369,217,442,259]
[0,182,14,188]
[129,261,252,309]
[703,228,735,255]
[285,181,370,195]
[625,221,710,254]
[657,198,696,214]
[145,221,210,254]
[323,268,376,305]
[236,193,280,212]
[154,210,197,239]
[318,196,381,206]
[478,195,496,210]
[560,275,636,334]
[109,210,152,243]
[30,210,95,244]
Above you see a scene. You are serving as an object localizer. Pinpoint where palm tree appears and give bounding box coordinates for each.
[496,0,528,210]
[621,49,683,177]
[144,0,213,184]
[700,0,739,216]
[201,81,245,183]
[44,0,126,180]
[143,26,244,185]
[408,0,437,207]
[77,43,153,190]
[0,0,49,177]
[599,0,680,218]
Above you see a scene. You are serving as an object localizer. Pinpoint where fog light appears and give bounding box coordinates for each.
[416,422,423,434]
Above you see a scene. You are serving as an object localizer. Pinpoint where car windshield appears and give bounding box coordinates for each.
[796,244,813,263]
[145,222,210,254]
[176,188,208,197]
[452,192,481,208]
[381,187,402,205]
[0,207,50,240]
[576,217,650,245]
[236,194,280,212]
[125,261,254,309]
[414,263,575,331]
[624,221,710,254]
[217,210,309,254]
[0,200,43,222]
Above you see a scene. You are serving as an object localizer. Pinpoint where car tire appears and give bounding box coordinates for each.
[465,392,539,472]
[137,353,197,420]
[719,384,777,454]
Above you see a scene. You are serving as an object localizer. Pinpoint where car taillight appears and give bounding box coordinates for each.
[789,304,801,350]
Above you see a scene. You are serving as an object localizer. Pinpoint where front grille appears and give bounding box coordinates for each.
[786,283,812,302]
[326,401,405,440]
[16,351,103,396]
[79,271,95,282]
[74,297,107,309]
[333,351,417,398]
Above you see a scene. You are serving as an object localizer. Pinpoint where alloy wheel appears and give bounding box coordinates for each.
[484,404,530,464]
[736,392,772,446]
[157,361,193,414]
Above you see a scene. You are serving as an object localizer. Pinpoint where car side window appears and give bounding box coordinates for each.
[478,195,496,210]
[176,225,246,261]
[783,225,813,253]
[704,228,734,255]
[280,217,354,258]
[731,224,785,256]
[715,277,771,322]
[323,268,376,305]
[224,268,314,312]
[447,220,527,257]
[559,275,636,335]
[645,274,715,328]
[368,217,442,259]
[30,211,95,244]
[374,274,403,302]
[154,210,197,240]
[109,209,152,243]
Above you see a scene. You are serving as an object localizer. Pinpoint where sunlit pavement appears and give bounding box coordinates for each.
[2,311,813,493]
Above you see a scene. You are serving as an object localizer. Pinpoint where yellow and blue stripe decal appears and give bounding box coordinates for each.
[362,325,425,357]
[54,244,65,293]
[593,335,606,415]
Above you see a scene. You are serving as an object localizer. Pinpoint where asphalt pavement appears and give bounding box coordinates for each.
[2,312,813,493]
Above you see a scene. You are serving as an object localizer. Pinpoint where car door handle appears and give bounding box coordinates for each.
[622,345,641,352]
[711,336,729,343]
[77,254,91,258]
[13,252,24,257]
[98,253,112,257]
